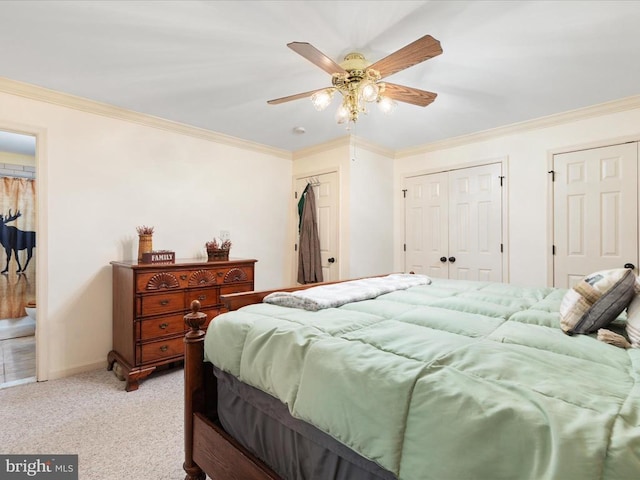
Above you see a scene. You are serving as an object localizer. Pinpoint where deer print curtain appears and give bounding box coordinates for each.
[0,177,36,320]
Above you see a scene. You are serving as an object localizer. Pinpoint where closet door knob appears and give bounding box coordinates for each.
[328,257,336,264]
[448,257,456,263]
[440,257,447,263]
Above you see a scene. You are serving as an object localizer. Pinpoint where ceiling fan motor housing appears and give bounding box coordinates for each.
[333,52,381,87]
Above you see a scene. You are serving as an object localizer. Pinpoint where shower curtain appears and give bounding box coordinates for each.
[297,183,323,284]
[0,177,36,320]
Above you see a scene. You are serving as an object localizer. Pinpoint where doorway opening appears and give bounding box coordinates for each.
[292,171,339,284]
[0,130,37,389]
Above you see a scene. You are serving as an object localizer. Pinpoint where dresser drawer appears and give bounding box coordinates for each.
[138,336,184,364]
[186,287,219,308]
[214,265,255,285]
[139,312,186,341]
[136,269,193,293]
[138,291,184,317]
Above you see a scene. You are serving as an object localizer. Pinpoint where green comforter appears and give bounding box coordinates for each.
[204,279,640,480]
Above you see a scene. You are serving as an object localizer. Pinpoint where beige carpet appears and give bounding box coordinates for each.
[0,366,185,479]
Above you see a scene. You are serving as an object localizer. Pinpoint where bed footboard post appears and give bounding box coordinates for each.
[184,300,207,480]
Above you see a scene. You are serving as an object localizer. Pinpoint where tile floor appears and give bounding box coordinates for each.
[0,335,36,389]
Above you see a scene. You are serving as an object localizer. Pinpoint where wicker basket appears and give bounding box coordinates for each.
[207,249,229,262]
[137,234,153,262]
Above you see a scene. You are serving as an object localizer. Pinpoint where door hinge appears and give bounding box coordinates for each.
[402,189,407,198]
[294,244,298,251]
[548,170,555,182]
[500,243,503,253]
[403,243,406,252]
[294,191,298,199]
[552,245,556,255]
[499,176,505,187]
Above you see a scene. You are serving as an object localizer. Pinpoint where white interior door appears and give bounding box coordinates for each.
[405,172,449,277]
[553,143,638,288]
[404,163,503,281]
[448,163,503,281]
[294,172,339,283]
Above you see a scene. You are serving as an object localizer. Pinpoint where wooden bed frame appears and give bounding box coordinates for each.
[183,283,329,480]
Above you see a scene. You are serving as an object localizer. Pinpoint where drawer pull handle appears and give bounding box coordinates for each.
[159,323,169,329]
[198,295,206,301]
[180,275,188,280]
[160,300,170,306]
[160,345,168,352]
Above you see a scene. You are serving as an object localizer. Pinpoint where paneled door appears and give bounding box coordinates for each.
[405,163,503,281]
[553,143,638,288]
[405,171,448,277]
[294,171,339,283]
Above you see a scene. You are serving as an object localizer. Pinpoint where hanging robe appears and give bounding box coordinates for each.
[297,184,323,284]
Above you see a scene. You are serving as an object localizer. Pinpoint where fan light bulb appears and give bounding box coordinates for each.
[311,89,333,111]
[378,96,397,115]
[360,82,379,103]
[335,103,350,124]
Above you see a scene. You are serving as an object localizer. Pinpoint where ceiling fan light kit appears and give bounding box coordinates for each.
[311,89,334,111]
[268,35,443,126]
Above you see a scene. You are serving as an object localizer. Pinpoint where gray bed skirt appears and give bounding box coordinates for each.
[214,366,397,480]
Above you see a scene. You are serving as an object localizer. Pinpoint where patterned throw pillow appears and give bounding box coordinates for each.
[560,268,636,335]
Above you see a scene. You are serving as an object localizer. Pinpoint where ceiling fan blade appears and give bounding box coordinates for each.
[287,42,347,75]
[383,83,437,107]
[369,35,442,79]
[267,88,325,105]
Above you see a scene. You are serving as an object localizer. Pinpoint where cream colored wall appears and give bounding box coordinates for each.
[394,98,640,287]
[349,145,394,277]
[0,87,293,380]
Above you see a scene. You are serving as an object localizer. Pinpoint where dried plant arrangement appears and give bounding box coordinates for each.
[205,238,232,251]
[136,225,155,235]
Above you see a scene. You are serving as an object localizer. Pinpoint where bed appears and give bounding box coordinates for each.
[183,274,640,480]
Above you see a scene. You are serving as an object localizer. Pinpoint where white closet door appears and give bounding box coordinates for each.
[404,163,503,281]
[448,163,503,281]
[405,172,449,278]
[553,143,638,288]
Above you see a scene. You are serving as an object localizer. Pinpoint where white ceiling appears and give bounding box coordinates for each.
[1,0,639,153]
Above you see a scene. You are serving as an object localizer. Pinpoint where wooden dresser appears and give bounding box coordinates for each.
[108,258,256,391]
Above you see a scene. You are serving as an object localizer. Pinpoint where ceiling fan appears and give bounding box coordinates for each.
[267,34,443,124]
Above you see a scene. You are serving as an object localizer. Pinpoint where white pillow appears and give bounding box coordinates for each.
[560,268,636,335]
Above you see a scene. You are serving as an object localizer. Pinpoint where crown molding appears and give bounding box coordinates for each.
[293,134,394,160]
[293,135,350,159]
[396,95,640,158]
[0,77,292,160]
[350,135,395,158]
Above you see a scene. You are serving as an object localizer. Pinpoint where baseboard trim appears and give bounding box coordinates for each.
[46,360,107,381]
